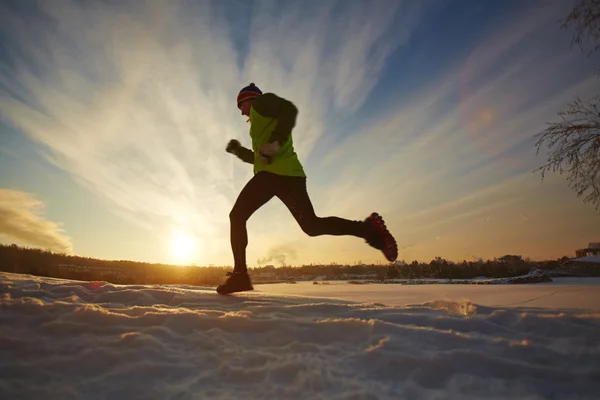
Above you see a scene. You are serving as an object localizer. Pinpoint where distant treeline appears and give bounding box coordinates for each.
[265,257,577,281]
[0,244,596,286]
[0,244,228,286]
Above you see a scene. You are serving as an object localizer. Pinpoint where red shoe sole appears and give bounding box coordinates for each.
[368,213,398,262]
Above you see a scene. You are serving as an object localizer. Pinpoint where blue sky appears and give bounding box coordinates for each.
[1,0,599,267]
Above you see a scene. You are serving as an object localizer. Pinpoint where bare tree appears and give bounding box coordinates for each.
[535,0,600,211]
[562,0,600,61]
[535,97,600,209]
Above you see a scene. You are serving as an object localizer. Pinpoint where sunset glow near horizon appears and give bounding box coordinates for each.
[1,0,599,267]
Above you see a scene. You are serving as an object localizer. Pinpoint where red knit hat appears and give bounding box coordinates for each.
[237,83,262,108]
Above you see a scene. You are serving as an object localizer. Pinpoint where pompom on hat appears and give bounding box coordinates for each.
[237,83,262,108]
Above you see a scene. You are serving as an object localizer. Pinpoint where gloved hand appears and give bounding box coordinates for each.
[259,141,280,164]
[226,139,241,155]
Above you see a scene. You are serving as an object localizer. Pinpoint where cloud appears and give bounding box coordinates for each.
[0,0,431,263]
[0,1,597,265]
[0,189,72,252]
[311,1,600,221]
[268,2,600,264]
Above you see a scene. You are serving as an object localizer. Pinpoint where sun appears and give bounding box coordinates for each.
[170,230,197,264]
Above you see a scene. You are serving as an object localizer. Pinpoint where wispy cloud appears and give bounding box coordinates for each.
[0,0,431,263]
[312,1,600,219]
[276,1,600,264]
[0,189,72,252]
[0,0,597,265]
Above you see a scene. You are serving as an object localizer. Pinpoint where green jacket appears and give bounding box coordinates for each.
[234,93,306,177]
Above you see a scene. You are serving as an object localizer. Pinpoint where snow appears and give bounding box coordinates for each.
[1,272,599,399]
[258,278,600,311]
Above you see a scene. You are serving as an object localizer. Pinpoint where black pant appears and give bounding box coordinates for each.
[229,171,365,272]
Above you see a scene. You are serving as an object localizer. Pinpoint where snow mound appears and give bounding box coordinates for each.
[1,272,599,399]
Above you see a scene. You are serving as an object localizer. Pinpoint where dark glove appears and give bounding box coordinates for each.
[226,139,241,154]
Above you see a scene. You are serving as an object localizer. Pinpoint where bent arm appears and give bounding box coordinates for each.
[252,93,298,145]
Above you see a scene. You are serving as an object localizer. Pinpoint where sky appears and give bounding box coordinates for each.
[0,0,599,267]
[2,272,600,399]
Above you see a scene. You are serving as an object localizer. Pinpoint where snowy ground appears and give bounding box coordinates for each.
[1,272,599,400]
[257,277,600,311]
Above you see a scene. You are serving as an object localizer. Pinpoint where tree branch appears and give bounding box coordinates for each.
[535,96,600,210]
